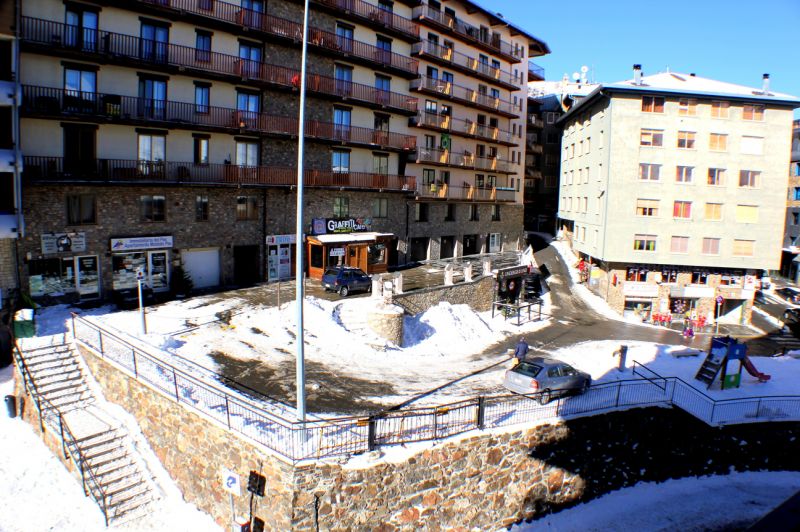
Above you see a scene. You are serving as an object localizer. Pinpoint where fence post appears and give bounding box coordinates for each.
[614,381,621,408]
[97,329,103,354]
[71,315,76,340]
[132,350,138,378]
[173,369,180,401]
[60,415,67,459]
[756,398,762,419]
[710,401,716,424]
[367,416,377,451]
[225,396,232,429]
[476,396,485,430]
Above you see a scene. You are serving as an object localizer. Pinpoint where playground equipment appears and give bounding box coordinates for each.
[694,336,771,390]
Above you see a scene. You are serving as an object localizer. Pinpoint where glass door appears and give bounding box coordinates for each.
[76,255,100,297]
[139,78,167,120]
[141,23,169,63]
[148,251,169,292]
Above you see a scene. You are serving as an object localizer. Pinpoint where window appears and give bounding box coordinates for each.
[332,150,350,173]
[639,163,661,181]
[65,6,98,51]
[236,141,259,166]
[138,76,167,119]
[735,205,758,223]
[194,136,209,165]
[334,64,353,95]
[707,168,725,186]
[64,67,96,104]
[636,199,659,217]
[373,153,389,175]
[705,203,722,221]
[415,202,429,222]
[733,239,754,257]
[633,234,656,251]
[743,104,764,121]
[793,212,799,225]
[236,195,258,220]
[491,204,500,221]
[376,35,392,64]
[711,100,729,118]
[336,23,354,53]
[138,133,166,174]
[444,203,455,221]
[140,195,165,222]
[546,112,558,123]
[195,195,208,221]
[195,30,211,62]
[678,98,697,116]
[740,136,763,155]
[677,131,695,149]
[640,129,663,147]
[468,204,478,221]
[641,96,664,113]
[676,166,693,183]
[739,170,760,188]
[702,238,720,255]
[375,74,391,103]
[66,194,96,225]
[794,187,800,201]
[141,22,169,63]
[239,41,262,77]
[333,196,349,217]
[194,84,210,113]
[709,133,728,151]
[422,168,435,185]
[670,236,689,254]
[673,201,692,219]
[372,198,388,218]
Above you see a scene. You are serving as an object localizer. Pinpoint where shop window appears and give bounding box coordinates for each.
[661,269,678,283]
[368,243,386,265]
[333,197,349,217]
[236,195,258,221]
[372,198,388,218]
[66,194,96,225]
[28,258,76,296]
[690,271,708,285]
[140,195,166,222]
[310,245,323,269]
[626,267,648,282]
[196,195,209,221]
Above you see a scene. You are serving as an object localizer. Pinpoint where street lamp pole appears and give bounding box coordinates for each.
[294,0,311,423]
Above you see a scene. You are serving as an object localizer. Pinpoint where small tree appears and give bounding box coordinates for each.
[171,265,194,297]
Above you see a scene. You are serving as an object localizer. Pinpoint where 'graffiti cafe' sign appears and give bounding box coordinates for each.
[326,218,370,234]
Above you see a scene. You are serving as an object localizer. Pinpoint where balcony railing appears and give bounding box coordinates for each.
[23,156,416,191]
[411,5,524,63]
[415,148,514,173]
[411,41,523,89]
[412,111,515,145]
[415,182,516,202]
[528,60,545,81]
[20,17,418,114]
[307,27,418,76]
[314,0,419,40]
[22,85,416,151]
[410,76,521,117]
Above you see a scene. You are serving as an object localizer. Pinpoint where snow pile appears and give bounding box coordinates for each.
[403,302,494,351]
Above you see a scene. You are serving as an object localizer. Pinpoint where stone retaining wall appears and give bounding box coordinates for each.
[392,275,494,315]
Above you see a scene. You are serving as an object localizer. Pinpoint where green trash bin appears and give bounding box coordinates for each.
[13,309,35,339]
[723,373,741,390]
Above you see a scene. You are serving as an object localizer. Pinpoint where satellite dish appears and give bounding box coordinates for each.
[572,72,580,81]
[580,65,589,73]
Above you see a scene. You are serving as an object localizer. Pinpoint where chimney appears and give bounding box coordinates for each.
[633,64,642,86]
[689,73,696,77]
[762,73,770,94]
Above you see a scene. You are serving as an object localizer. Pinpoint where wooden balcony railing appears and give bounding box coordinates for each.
[20,17,418,114]
[411,41,523,88]
[412,111,516,145]
[314,0,419,40]
[23,156,417,191]
[410,76,521,117]
[307,27,418,76]
[415,148,514,173]
[415,182,516,202]
[411,5,524,63]
[22,85,416,151]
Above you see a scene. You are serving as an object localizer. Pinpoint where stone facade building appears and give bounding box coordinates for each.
[10,0,548,305]
[557,66,800,323]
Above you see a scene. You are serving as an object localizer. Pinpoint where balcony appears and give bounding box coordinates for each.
[415,148,515,174]
[410,76,522,118]
[411,41,523,90]
[411,5,524,63]
[527,61,545,81]
[23,156,416,191]
[0,80,16,106]
[410,111,517,146]
[22,85,416,151]
[415,182,516,202]
[307,27,418,77]
[19,17,419,115]
[528,115,544,128]
[310,0,420,41]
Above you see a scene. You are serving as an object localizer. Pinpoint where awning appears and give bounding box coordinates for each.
[312,232,394,244]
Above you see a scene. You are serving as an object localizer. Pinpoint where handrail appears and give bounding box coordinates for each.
[59,414,111,526]
[411,75,522,117]
[413,111,516,145]
[411,40,523,88]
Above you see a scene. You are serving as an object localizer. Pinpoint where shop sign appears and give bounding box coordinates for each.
[41,232,86,254]
[496,265,527,281]
[312,218,327,235]
[622,282,659,297]
[326,218,371,234]
[329,247,345,257]
[670,285,714,298]
[110,235,173,252]
[266,234,297,245]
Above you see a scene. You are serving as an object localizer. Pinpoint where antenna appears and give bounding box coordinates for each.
[580,65,588,84]
[572,72,580,81]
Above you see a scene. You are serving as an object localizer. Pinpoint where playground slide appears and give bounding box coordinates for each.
[742,356,771,382]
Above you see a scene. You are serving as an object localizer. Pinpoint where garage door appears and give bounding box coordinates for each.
[182,248,220,289]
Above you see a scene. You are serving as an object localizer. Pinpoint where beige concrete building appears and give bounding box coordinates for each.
[558,66,800,323]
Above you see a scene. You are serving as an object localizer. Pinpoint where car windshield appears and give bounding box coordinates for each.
[324,269,339,277]
[514,362,542,378]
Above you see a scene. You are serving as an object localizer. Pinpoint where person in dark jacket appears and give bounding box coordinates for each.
[514,337,529,363]
[0,311,13,368]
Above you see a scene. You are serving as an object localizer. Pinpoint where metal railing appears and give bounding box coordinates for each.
[23,156,417,191]
[412,111,516,145]
[68,315,800,463]
[411,76,522,117]
[314,0,419,40]
[527,60,545,80]
[415,147,515,173]
[411,41,523,88]
[19,17,418,114]
[415,182,516,202]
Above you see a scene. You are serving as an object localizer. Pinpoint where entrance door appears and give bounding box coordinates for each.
[234,245,260,286]
[63,125,96,176]
[409,237,429,262]
[463,234,479,255]
[347,245,368,272]
[440,236,454,259]
[148,250,169,292]
[75,255,99,298]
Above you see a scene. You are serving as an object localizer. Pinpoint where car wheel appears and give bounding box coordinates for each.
[339,286,349,297]
[537,389,551,405]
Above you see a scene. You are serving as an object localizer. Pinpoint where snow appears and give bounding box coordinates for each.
[512,471,800,531]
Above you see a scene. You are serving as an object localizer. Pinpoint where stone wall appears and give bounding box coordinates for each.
[392,275,494,315]
[0,237,17,307]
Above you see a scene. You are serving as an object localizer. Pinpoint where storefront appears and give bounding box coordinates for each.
[306,217,393,279]
[28,232,100,300]
[266,234,296,282]
[110,235,173,293]
[621,281,659,321]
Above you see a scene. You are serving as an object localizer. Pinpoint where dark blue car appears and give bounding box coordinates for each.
[321,267,372,297]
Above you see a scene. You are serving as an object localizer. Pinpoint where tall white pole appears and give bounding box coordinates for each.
[295,0,311,423]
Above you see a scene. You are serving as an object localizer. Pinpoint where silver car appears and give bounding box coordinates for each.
[503,356,591,405]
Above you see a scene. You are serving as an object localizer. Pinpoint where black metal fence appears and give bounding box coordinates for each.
[70,314,800,462]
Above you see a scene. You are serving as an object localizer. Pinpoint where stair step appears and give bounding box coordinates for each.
[41,386,89,402]
[34,370,82,384]
[25,354,76,367]
[22,347,73,359]
[87,450,130,471]
[101,477,148,501]
[29,362,80,377]
[108,495,156,522]
[76,435,124,455]
[82,440,126,461]
[96,464,141,487]
[105,484,152,511]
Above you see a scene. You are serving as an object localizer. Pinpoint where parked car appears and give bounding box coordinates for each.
[753,290,768,305]
[777,287,800,304]
[503,356,591,405]
[321,266,372,296]
[784,308,800,324]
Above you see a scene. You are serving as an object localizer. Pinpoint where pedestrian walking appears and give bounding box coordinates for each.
[513,337,529,365]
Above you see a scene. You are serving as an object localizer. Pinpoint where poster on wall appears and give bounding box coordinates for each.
[41,233,86,254]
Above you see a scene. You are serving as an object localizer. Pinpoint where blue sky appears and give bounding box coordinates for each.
[490,0,800,113]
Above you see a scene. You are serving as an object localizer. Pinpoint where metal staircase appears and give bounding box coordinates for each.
[13,340,157,526]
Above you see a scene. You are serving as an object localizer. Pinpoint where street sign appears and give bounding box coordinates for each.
[220,468,241,496]
[716,295,724,304]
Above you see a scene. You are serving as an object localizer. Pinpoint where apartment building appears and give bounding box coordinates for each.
[558,66,799,323]
[0,2,19,309]
[781,119,800,281]
[14,0,547,304]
